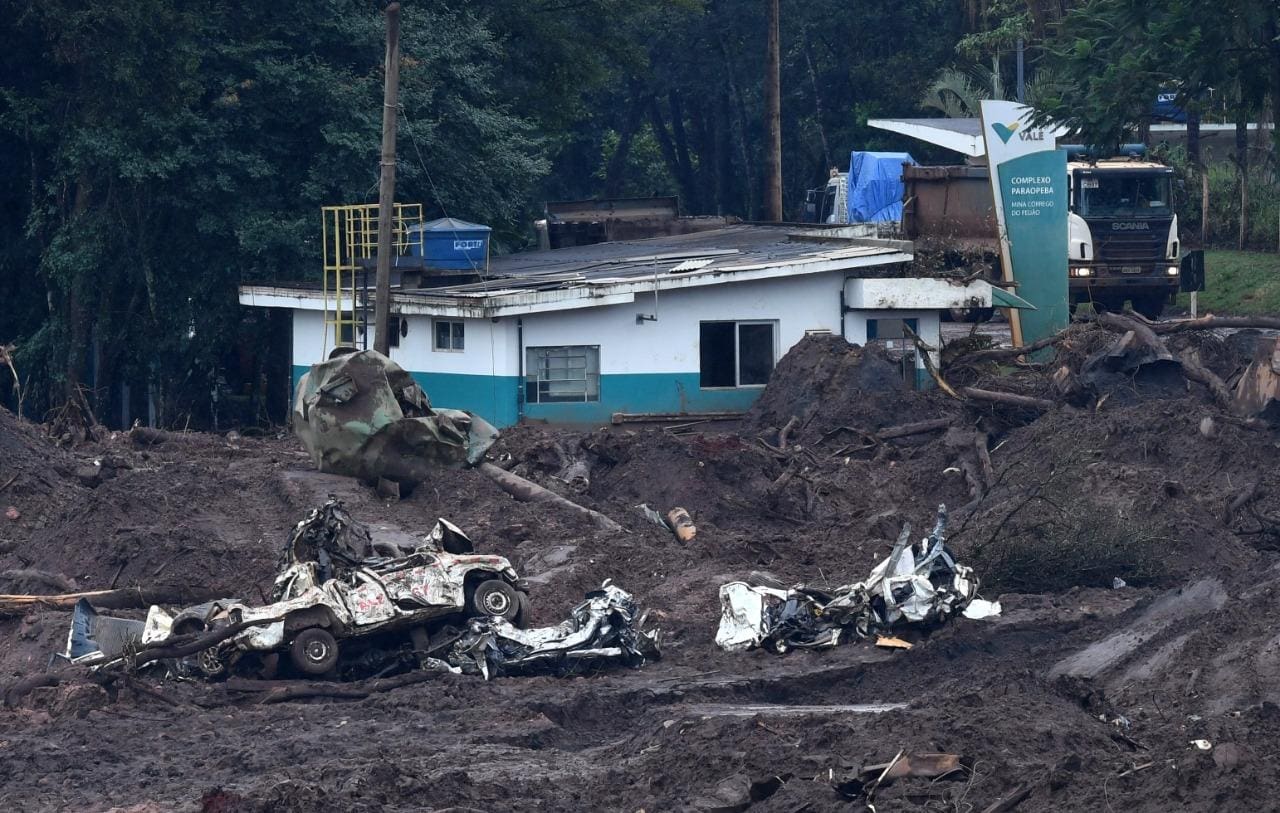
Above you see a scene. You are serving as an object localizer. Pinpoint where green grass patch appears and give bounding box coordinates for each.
[1175,250,1280,314]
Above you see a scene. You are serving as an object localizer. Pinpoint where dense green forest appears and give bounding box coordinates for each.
[1,0,1276,428]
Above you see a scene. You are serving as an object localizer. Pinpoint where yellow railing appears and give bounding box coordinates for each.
[320,203,425,353]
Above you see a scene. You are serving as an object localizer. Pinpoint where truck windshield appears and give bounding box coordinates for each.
[1078,174,1172,218]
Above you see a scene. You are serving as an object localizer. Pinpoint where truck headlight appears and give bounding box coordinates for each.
[1071,267,1093,278]
[1166,266,1179,276]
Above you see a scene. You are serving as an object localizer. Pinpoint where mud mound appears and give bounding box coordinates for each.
[951,394,1277,592]
[0,407,83,544]
[746,334,951,435]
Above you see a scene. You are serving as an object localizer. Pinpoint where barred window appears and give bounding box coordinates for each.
[525,346,600,403]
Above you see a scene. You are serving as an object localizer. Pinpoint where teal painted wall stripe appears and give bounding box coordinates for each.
[291,366,761,427]
[407,371,521,428]
[524,372,760,425]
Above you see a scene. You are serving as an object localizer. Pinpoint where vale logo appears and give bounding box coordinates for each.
[990,120,1021,144]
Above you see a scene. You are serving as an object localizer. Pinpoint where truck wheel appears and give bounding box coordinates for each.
[290,627,339,676]
[469,579,522,623]
[1131,295,1165,321]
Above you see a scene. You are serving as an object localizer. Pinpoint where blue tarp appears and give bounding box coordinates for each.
[847,151,916,223]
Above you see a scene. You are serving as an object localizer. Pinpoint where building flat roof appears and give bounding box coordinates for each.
[240,225,914,318]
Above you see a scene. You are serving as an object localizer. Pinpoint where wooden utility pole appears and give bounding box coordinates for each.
[373,2,401,356]
[763,0,783,222]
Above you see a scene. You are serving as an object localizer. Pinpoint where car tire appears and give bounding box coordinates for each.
[469,579,522,623]
[290,627,339,676]
[197,647,226,678]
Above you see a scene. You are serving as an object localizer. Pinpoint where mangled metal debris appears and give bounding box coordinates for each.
[445,581,661,679]
[63,502,659,682]
[293,349,498,482]
[715,505,999,653]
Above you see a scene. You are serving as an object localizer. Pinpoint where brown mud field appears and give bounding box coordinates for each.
[3,330,1280,812]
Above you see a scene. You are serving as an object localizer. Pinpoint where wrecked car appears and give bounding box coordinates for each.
[715,504,999,653]
[71,501,530,678]
[445,581,661,679]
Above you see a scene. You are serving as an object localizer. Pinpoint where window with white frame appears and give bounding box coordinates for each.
[433,319,465,351]
[525,346,600,403]
[699,320,777,388]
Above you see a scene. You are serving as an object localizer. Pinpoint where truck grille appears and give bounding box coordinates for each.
[1090,219,1170,263]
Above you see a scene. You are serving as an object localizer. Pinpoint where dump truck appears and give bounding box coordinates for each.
[900,154,1182,318]
[810,137,1187,319]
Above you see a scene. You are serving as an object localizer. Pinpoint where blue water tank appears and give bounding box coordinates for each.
[407,217,491,270]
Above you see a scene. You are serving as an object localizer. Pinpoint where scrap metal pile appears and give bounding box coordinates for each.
[715,505,999,653]
[65,501,659,681]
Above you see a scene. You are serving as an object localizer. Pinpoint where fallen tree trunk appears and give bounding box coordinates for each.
[129,426,204,446]
[961,387,1056,411]
[1096,312,1173,359]
[1153,315,1280,334]
[112,615,285,672]
[0,569,77,593]
[223,669,441,704]
[477,463,623,534]
[1178,349,1234,409]
[951,331,1072,364]
[874,418,953,440]
[953,313,1280,366]
[3,672,62,708]
[0,586,221,616]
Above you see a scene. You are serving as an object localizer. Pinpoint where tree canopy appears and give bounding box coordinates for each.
[0,0,1273,427]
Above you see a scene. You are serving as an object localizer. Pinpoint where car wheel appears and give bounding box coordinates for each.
[470,579,522,623]
[290,627,339,676]
[197,646,226,678]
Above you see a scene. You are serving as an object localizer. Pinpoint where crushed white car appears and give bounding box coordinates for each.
[68,501,531,678]
[716,504,1000,653]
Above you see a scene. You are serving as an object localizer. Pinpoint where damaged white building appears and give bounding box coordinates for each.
[240,224,1028,427]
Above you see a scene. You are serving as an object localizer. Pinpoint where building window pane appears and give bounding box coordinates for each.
[737,323,774,385]
[700,320,776,388]
[525,346,599,403]
[699,322,736,387]
[434,319,464,351]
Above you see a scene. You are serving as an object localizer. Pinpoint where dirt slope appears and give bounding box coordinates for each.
[2,328,1280,812]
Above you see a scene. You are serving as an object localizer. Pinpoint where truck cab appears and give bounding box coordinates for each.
[804,170,849,224]
[1067,159,1180,318]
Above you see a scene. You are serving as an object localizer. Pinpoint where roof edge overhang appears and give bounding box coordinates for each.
[239,245,913,318]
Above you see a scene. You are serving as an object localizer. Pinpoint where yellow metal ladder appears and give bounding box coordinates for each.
[320,203,425,355]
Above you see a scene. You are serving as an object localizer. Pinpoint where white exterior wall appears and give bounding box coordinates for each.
[292,309,327,369]
[519,270,845,375]
[387,315,518,378]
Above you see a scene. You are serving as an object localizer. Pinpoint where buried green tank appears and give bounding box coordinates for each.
[293,349,499,483]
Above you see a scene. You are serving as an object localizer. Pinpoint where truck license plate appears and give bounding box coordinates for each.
[1119,266,1142,274]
